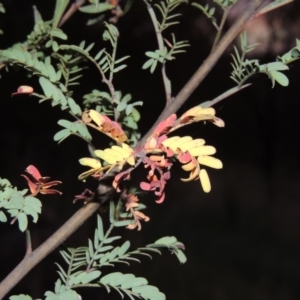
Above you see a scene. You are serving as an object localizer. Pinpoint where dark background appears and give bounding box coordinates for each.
[1,1,300,299]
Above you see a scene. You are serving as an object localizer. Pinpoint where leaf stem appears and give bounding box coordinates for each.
[207,83,252,107]
[146,1,172,102]
[86,223,115,271]
[211,8,229,52]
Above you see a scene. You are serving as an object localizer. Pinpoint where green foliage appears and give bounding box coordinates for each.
[52,0,70,28]
[213,0,237,8]
[142,34,189,73]
[191,3,218,29]
[9,295,33,300]
[153,0,188,32]
[44,279,79,300]
[54,119,92,144]
[54,213,185,299]
[277,38,300,64]
[79,3,115,14]
[230,32,289,87]
[0,2,5,35]
[0,178,42,232]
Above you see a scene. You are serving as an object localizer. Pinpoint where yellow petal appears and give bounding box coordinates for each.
[197,156,223,169]
[162,136,180,148]
[168,136,193,151]
[126,156,135,166]
[122,143,134,155]
[181,164,200,182]
[180,138,205,151]
[94,150,117,164]
[199,169,211,193]
[79,158,102,168]
[181,160,197,171]
[104,148,124,161]
[189,146,216,157]
[112,145,130,158]
[89,110,105,127]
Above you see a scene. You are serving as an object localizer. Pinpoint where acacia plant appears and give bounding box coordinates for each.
[0,0,298,299]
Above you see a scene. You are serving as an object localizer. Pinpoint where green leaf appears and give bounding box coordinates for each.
[74,123,91,140]
[145,51,160,59]
[24,196,41,213]
[23,205,39,223]
[114,220,133,227]
[94,49,105,60]
[18,213,28,232]
[58,119,75,131]
[68,98,82,116]
[53,129,71,142]
[175,249,187,264]
[125,104,133,116]
[5,192,24,209]
[52,41,59,52]
[0,211,7,222]
[103,236,121,244]
[79,4,115,14]
[9,295,33,300]
[269,71,289,87]
[116,101,127,112]
[79,270,101,283]
[118,241,130,256]
[264,62,288,71]
[99,272,122,285]
[121,277,148,289]
[113,64,127,73]
[97,214,104,241]
[39,77,53,98]
[109,200,115,224]
[88,239,94,258]
[150,60,158,73]
[52,0,70,28]
[155,236,177,245]
[50,28,68,40]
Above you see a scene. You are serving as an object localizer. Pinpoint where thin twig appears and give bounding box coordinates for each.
[0,202,101,299]
[146,1,172,102]
[59,0,86,27]
[252,0,293,20]
[25,230,32,255]
[211,8,229,52]
[138,0,266,147]
[207,83,252,107]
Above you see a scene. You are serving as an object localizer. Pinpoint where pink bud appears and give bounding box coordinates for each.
[12,85,34,96]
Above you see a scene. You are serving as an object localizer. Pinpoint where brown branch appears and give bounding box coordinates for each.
[0,202,100,299]
[138,0,266,147]
[0,0,267,298]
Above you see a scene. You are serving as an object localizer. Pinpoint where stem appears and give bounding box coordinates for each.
[207,83,252,107]
[146,1,172,102]
[0,202,101,299]
[86,224,114,271]
[211,8,229,52]
[138,0,266,147]
[252,0,293,20]
[25,230,32,255]
[58,0,86,27]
